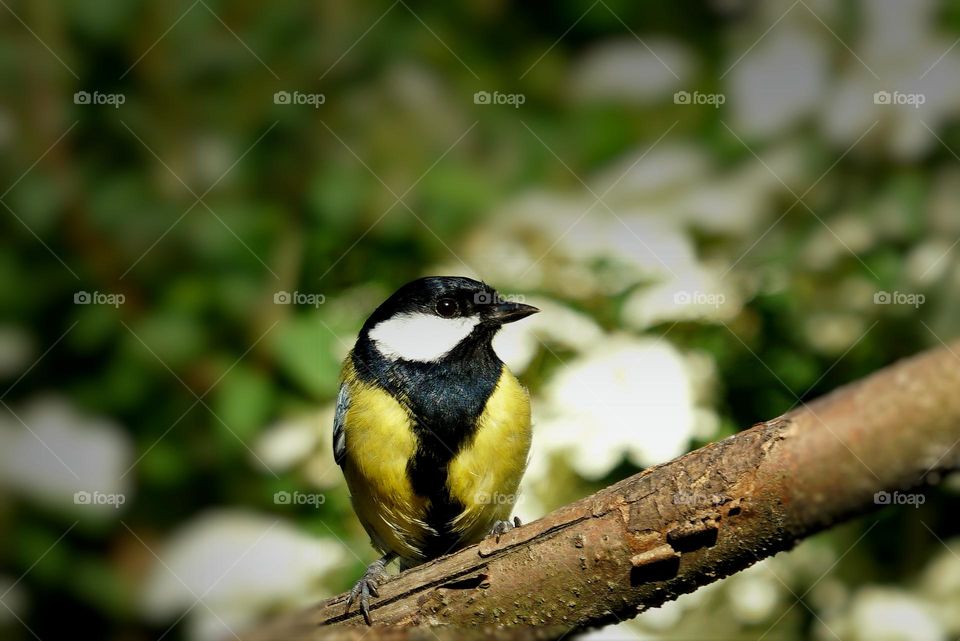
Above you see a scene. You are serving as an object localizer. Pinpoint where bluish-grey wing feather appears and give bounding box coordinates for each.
[333,382,349,467]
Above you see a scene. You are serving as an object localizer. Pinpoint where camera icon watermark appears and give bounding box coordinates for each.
[273,91,325,108]
[473,291,526,305]
[74,90,126,109]
[874,490,924,508]
[873,290,925,308]
[74,490,126,508]
[473,90,525,108]
[672,490,727,506]
[673,290,726,308]
[475,491,519,505]
[273,290,326,308]
[273,490,326,508]
[873,90,925,108]
[74,291,125,308]
[674,90,725,108]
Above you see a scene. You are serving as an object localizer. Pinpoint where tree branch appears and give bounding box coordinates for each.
[246,339,960,640]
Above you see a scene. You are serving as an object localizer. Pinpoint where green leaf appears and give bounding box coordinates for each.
[212,363,274,442]
[273,314,345,399]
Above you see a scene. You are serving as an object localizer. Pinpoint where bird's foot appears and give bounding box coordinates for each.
[488,516,522,543]
[345,555,392,625]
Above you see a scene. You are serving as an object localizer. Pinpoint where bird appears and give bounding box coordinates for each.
[333,276,538,623]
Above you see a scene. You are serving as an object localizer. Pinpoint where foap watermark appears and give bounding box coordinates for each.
[474,90,525,108]
[274,290,326,308]
[274,490,326,508]
[874,490,925,508]
[674,90,725,108]
[874,90,925,108]
[74,490,126,508]
[274,90,325,108]
[74,291,125,308]
[473,291,527,305]
[475,491,520,505]
[74,90,126,108]
[673,290,726,308]
[672,490,728,507]
[874,290,925,308]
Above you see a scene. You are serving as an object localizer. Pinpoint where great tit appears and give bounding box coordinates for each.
[333,276,538,623]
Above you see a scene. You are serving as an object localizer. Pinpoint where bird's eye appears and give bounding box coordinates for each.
[435,298,458,318]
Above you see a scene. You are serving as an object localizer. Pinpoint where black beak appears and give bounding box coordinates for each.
[489,301,539,324]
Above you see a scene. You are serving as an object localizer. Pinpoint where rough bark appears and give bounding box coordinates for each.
[245,339,960,640]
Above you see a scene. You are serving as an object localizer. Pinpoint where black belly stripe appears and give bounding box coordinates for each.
[352,328,502,558]
[407,423,469,558]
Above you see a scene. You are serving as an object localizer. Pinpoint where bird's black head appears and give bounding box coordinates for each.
[359,276,538,363]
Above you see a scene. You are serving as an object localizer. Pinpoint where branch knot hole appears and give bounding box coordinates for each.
[666,518,720,553]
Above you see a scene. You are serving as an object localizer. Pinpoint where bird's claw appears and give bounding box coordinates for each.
[488,516,522,543]
[345,558,390,625]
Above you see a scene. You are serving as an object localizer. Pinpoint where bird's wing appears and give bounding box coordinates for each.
[333,382,349,467]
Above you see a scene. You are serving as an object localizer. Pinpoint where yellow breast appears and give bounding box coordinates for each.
[339,361,431,560]
[446,366,532,544]
[339,360,532,562]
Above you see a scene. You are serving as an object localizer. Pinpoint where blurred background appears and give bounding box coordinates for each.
[2,0,960,639]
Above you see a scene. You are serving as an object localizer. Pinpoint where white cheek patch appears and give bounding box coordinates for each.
[369,312,481,362]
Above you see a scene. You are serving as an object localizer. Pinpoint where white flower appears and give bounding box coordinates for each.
[920,537,960,598]
[140,510,347,641]
[726,561,782,624]
[809,578,850,618]
[255,407,347,490]
[465,139,800,311]
[803,313,869,356]
[465,193,703,299]
[591,144,710,204]
[799,212,876,271]
[834,587,943,641]
[493,297,605,374]
[565,211,696,291]
[905,240,956,285]
[621,260,742,330]
[254,412,323,472]
[0,396,133,514]
[641,582,716,634]
[919,537,960,633]
[821,0,960,159]
[462,191,589,292]
[569,38,692,104]
[727,25,829,138]
[577,620,650,640]
[528,335,717,481]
